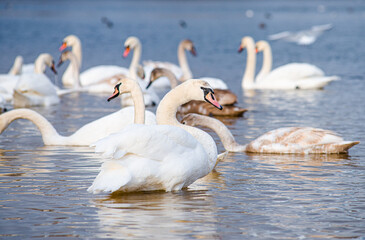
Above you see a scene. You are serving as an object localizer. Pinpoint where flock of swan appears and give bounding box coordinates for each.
[0,34,359,194]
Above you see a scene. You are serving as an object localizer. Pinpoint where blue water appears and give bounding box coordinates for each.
[0,0,365,239]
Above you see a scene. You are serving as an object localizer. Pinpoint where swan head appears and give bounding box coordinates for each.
[181,113,202,126]
[57,50,73,67]
[238,36,255,53]
[107,77,139,102]
[181,39,197,56]
[183,79,223,110]
[123,36,141,58]
[146,67,170,89]
[35,53,57,75]
[255,40,269,53]
[59,35,80,51]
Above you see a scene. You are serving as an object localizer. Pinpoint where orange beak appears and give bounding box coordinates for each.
[59,42,67,52]
[255,47,259,54]
[123,46,130,58]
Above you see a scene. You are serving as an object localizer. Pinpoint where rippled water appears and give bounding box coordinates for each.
[1,0,365,239]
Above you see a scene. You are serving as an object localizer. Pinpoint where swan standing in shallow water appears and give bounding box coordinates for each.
[148,67,247,117]
[181,113,359,154]
[0,77,156,146]
[238,36,339,90]
[88,79,223,194]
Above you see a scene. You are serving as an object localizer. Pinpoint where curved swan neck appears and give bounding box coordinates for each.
[257,42,272,80]
[188,115,246,152]
[160,69,180,88]
[178,43,193,81]
[241,38,256,88]
[129,41,142,80]
[156,83,186,126]
[129,82,145,124]
[0,109,66,145]
[71,37,82,68]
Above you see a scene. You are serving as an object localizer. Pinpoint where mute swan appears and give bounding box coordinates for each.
[13,53,61,107]
[255,40,339,89]
[142,39,197,89]
[59,35,151,95]
[181,113,359,154]
[148,67,247,117]
[0,77,156,146]
[88,79,223,193]
[238,36,338,90]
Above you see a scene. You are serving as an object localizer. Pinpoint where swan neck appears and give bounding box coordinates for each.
[130,83,145,124]
[195,116,245,152]
[72,39,82,68]
[34,56,46,73]
[129,42,142,80]
[163,70,180,88]
[242,43,256,88]
[69,54,81,88]
[9,56,23,75]
[0,109,65,145]
[258,44,272,79]
[156,83,191,126]
[178,44,192,81]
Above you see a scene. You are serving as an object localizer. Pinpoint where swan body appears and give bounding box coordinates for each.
[182,113,359,154]
[254,40,339,89]
[13,53,60,107]
[0,77,156,146]
[239,36,338,90]
[88,79,222,194]
[148,67,247,116]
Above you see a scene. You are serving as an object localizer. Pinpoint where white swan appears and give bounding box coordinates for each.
[88,79,223,193]
[12,53,61,107]
[255,40,339,89]
[8,56,24,75]
[142,39,197,89]
[0,77,156,146]
[238,36,339,90]
[181,113,359,154]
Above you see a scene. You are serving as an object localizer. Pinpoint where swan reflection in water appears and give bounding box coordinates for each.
[90,170,225,239]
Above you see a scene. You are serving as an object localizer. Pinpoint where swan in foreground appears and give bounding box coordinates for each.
[148,67,247,117]
[0,77,156,146]
[255,40,339,89]
[88,79,223,193]
[12,53,61,107]
[238,36,338,90]
[181,113,359,154]
[268,23,333,45]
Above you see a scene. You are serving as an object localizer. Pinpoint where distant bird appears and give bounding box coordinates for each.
[268,23,333,45]
[101,17,113,29]
[179,20,187,28]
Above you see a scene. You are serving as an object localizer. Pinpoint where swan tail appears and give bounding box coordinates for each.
[88,161,132,194]
[310,141,360,154]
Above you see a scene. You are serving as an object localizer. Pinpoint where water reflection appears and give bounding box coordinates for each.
[91,189,220,239]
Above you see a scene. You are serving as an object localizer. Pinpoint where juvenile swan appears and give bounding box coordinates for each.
[181,113,359,154]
